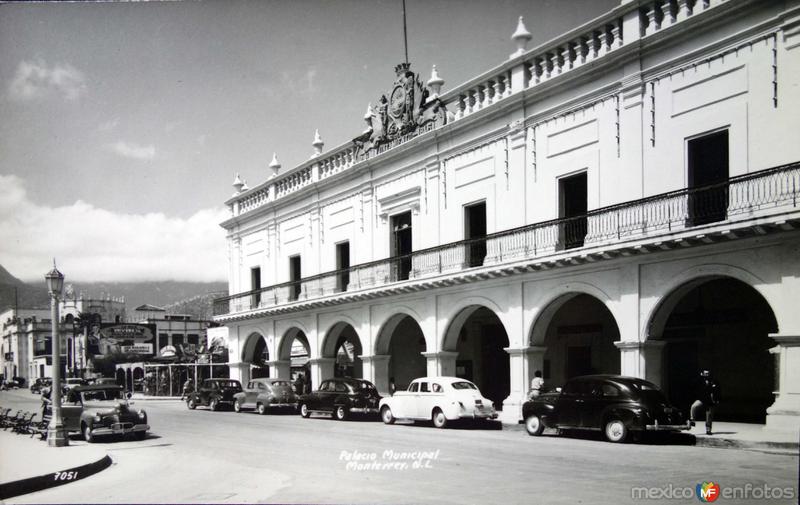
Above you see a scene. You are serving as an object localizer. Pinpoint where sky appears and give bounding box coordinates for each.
[0,0,618,283]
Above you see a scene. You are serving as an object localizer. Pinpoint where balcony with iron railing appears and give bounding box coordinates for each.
[214,162,800,318]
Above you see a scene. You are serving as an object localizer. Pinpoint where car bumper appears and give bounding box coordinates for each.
[269,402,297,408]
[349,407,379,414]
[92,423,149,436]
[646,420,692,431]
[459,410,498,420]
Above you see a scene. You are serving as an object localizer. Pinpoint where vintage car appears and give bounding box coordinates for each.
[298,378,381,420]
[61,384,149,443]
[186,379,243,411]
[522,375,690,443]
[233,378,297,414]
[379,376,498,428]
[30,377,52,394]
[61,377,87,394]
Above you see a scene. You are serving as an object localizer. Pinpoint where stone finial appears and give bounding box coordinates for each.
[427,65,445,97]
[241,179,250,191]
[363,103,374,133]
[312,129,324,157]
[269,152,281,178]
[511,16,532,58]
[232,173,245,194]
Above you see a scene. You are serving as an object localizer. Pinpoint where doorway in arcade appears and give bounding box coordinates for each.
[381,315,427,392]
[540,294,621,390]
[331,324,363,379]
[658,278,777,423]
[453,307,510,410]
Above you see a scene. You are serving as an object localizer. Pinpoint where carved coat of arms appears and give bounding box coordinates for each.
[353,62,447,155]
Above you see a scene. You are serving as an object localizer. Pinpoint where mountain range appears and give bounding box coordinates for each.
[0,264,227,319]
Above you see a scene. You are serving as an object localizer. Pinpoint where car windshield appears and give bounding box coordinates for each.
[357,381,376,391]
[81,389,124,401]
[451,381,478,390]
[270,381,291,387]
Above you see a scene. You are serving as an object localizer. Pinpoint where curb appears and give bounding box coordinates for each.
[0,454,113,500]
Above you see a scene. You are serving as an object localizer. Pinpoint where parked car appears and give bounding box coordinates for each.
[60,384,148,443]
[379,376,498,428]
[233,378,297,414]
[186,379,243,411]
[30,377,52,394]
[298,378,381,420]
[1,376,26,390]
[522,375,690,443]
[62,377,87,394]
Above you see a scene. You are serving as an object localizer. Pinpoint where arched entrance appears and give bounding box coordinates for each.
[651,278,778,423]
[376,314,427,392]
[323,323,363,379]
[535,294,621,388]
[133,367,144,393]
[242,333,270,379]
[445,306,510,410]
[116,368,126,389]
[278,328,310,381]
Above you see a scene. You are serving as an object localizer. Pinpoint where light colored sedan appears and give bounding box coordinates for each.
[233,378,297,414]
[379,376,498,428]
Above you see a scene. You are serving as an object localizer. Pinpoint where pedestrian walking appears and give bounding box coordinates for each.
[528,370,544,399]
[389,377,396,396]
[690,369,721,435]
[294,372,306,396]
[181,378,194,400]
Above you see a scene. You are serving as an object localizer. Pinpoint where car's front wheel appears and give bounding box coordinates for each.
[234,401,242,413]
[334,405,348,421]
[381,406,395,425]
[257,403,267,415]
[525,414,544,436]
[604,418,628,443]
[299,403,310,418]
[83,423,95,443]
[432,408,448,429]
[187,398,196,410]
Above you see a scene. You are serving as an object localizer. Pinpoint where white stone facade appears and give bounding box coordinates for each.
[216,0,800,427]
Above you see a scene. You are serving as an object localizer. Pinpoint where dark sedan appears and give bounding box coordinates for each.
[298,378,381,421]
[522,375,690,443]
[233,378,297,414]
[187,379,243,411]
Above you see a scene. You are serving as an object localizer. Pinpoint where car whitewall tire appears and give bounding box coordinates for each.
[300,403,310,418]
[187,398,196,410]
[209,399,219,411]
[604,419,628,443]
[83,423,94,443]
[525,415,544,436]
[432,409,448,429]
[381,406,395,425]
[334,406,347,421]
[257,403,267,415]
[234,401,242,413]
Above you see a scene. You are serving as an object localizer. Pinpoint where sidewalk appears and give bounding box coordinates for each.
[130,393,183,401]
[505,420,799,454]
[0,430,110,499]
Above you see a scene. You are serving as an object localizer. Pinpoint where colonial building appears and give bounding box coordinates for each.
[215,0,800,428]
[1,308,51,382]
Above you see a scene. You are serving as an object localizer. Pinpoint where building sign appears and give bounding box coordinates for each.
[159,345,177,358]
[87,323,156,358]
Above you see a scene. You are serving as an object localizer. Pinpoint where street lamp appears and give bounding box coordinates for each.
[45,260,68,447]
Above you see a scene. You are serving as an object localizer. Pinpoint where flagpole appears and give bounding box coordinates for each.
[402,0,409,65]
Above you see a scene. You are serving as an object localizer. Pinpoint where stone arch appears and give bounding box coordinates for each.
[645,271,779,423]
[277,326,310,362]
[441,295,510,352]
[322,320,363,379]
[241,331,270,379]
[645,264,774,341]
[374,306,424,355]
[528,281,616,347]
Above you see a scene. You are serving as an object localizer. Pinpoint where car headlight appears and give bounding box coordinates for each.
[138,410,146,420]
[93,415,102,423]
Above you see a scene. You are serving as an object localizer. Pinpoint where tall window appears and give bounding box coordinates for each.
[559,172,588,249]
[391,212,412,281]
[336,242,350,292]
[464,201,487,267]
[289,255,302,301]
[687,130,729,226]
[250,266,261,308]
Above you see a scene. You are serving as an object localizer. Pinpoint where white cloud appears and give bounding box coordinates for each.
[0,174,228,283]
[109,141,156,161]
[8,59,87,101]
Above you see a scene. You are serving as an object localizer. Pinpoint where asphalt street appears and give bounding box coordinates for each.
[1,389,797,504]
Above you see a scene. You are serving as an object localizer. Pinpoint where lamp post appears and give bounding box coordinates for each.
[46,260,68,447]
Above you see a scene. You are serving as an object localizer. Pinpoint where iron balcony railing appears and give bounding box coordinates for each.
[215,162,800,317]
